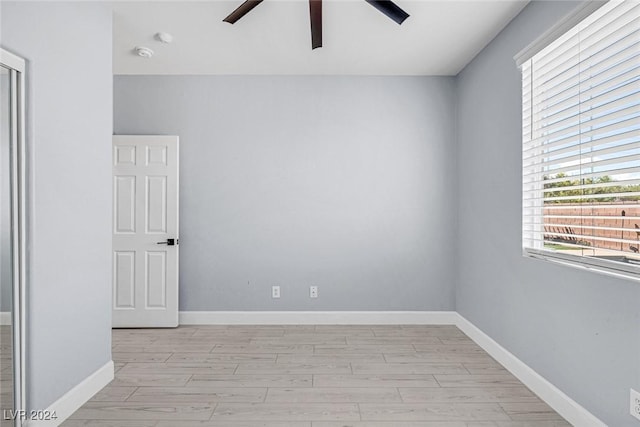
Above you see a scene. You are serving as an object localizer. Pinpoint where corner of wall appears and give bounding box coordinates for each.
[452,71,462,313]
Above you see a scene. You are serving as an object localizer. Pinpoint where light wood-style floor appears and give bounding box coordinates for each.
[63,325,569,427]
[1,326,13,427]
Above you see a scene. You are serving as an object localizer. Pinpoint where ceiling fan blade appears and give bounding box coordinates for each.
[364,0,409,25]
[223,0,264,24]
[309,0,322,49]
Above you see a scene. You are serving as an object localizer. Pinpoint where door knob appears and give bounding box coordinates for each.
[156,238,177,246]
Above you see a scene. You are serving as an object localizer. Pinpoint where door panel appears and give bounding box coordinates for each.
[113,135,179,327]
[147,145,167,165]
[145,251,167,308]
[114,251,135,308]
[114,176,135,234]
[114,144,136,165]
[146,176,167,233]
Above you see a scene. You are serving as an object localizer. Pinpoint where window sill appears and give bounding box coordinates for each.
[523,248,640,284]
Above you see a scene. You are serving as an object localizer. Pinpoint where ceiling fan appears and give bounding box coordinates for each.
[223,0,410,50]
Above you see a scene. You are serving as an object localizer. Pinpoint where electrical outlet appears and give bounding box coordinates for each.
[309,286,318,298]
[272,286,280,299]
[631,388,640,421]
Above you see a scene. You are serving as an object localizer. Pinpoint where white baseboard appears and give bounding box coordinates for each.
[25,360,114,427]
[454,313,606,427]
[0,311,11,325]
[179,310,459,325]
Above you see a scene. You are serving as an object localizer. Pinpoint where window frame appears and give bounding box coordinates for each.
[516,0,640,282]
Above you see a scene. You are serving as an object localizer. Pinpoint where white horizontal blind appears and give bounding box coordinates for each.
[522,0,640,275]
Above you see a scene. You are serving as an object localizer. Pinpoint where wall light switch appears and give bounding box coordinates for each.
[272,286,280,299]
[310,286,318,298]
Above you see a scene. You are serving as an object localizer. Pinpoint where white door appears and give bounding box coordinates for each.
[112,135,179,327]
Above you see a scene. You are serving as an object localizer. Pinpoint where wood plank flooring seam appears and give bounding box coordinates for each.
[61,326,569,426]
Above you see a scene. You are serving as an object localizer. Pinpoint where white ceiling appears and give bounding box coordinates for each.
[113,0,528,75]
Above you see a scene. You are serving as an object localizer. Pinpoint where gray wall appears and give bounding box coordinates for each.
[1,2,113,410]
[114,76,457,311]
[456,1,640,426]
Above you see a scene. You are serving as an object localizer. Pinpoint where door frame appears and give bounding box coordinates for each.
[1,47,27,426]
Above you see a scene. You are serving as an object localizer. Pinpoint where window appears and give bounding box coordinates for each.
[521,1,640,277]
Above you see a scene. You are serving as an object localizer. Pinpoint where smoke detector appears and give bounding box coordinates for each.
[135,46,154,58]
[155,32,173,44]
